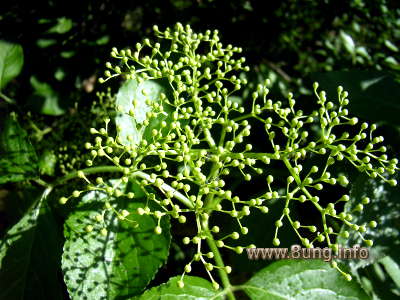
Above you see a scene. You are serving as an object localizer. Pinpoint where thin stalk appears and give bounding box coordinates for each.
[0,92,15,104]
[52,166,122,186]
[203,220,236,300]
[48,165,194,209]
[282,157,323,211]
[136,170,194,209]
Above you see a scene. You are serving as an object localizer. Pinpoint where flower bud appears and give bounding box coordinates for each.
[59,197,68,205]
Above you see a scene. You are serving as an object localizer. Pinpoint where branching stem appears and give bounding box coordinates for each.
[43,165,195,209]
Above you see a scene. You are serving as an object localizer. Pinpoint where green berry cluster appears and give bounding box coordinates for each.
[60,23,398,287]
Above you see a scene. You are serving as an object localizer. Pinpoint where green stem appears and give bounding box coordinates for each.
[52,166,122,186]
[0,92,15,104]
[282,157,323,211]
[233,113,254,122]
[135,170,194,209]
[282,157,336,246]
[34,178,49,187]
[204,150,276,210]
[203,220,236,300]
[49,165,195,209]
[145,148,277,161]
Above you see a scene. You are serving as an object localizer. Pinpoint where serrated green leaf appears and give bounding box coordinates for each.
[338,173,400,270]
[115,79,169,147]
[0,113,38,184]
[0,187,63,300]
[0,40,23,89]
[62,181,171,299]
[29,76,65,115]
[134,276,222,300]
[340,31,355,55]
[245,259,370,300]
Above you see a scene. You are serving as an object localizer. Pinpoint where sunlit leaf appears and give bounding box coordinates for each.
[134,276,222,300]
[0,40,23,89]
[309,71,400,126]
[0,187,63,300]
[340,31,355,55]
[0,113,38,184]
[62,181,171,299]
[338,173,400,270]
[29,76,65,116]
[245,259,369,300]
[47,17,73,34]
[115,79,168,147]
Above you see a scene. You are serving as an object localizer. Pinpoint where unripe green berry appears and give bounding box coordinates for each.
[344,274,352,281]
[361,197,370,204]
[154,226,162,234]
[235,246,244,254]
[212,226,220,233]
[369,220,377,228]
[359,225,367,233]
[273,238,280,246]
[59,197,68,205]
[365,240,373,246]
[216,240,224,247]
[177,280,184,288]
[338,175,349,186]
[231,232,240,239]
[121,210,130,218]
[184,264,192,273]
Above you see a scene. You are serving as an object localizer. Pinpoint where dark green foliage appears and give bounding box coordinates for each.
[1,1,399,299]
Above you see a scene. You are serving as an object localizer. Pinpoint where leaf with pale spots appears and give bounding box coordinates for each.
[338,173,400,270]
[62,180,171,299]
[134,276,223,300]
[245,259,369,300]
[115,79,169,147]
